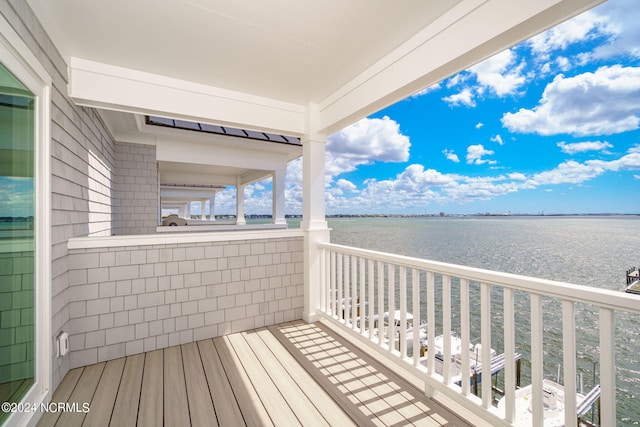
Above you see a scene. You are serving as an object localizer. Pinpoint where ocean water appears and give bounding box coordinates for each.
[326,216,640,425]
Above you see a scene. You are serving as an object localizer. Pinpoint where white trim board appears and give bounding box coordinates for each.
[68,228,304,250]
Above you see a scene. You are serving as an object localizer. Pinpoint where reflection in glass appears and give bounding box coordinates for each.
[0,62,35,423]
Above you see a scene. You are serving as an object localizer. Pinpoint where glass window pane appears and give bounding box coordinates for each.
[0,62,35,423]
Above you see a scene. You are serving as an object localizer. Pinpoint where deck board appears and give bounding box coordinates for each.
[213,335,273,426]
[38,321,470,427]
[109,353,144,427]
[226,333,301,426]
[242,329,330,427]
[181,342,217,426]
[254,327,356,427]
[197,339,245,426]
[82,358,125,427]
[137,350,163,427]
[56,362,105,427]
[37,368,83,427]
[163,345,190,426]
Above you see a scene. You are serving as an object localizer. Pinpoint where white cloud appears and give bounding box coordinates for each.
[212,187,237,214]
[591,0,640,60]
[326,116,410,176]
[468,49,526,96]
[285,157,302,183]
[532,160,605,185]
[442,149,460,163]
[508,173,527,181]
[395,165,457,188]
[490,135,504,145]
[0,177,34,217]
[336,179,358,193]
[532,146,640,185]
[466,144,496,165]
[446,74,467,88]
[557,140,613,154]
[502,65,640,136]
[324,117,411,192]
[274,117,411,214]
[556,56,571,71]
[321,145,640,213]
[528,10,614,56]
[442,49,527,108]
[442,88,475,107]
[475,122,484,129]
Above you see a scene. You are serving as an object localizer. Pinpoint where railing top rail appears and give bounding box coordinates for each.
[318,242,640,314]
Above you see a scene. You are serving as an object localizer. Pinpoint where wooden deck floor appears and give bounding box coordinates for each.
[37,321,471,426]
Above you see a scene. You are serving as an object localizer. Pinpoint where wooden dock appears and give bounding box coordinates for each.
[625,267,640,294]
[626,280,640,295]
[37,321,471,426]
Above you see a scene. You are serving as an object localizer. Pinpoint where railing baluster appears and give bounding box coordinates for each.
[426,271,435,375]
[530,293,543,425]
[320,248,328,313]
[330,250,336,317]
[563,300,577,427]
[352,255,358,330]
[337,253,343,322]
[481,282,491,408]
[443,274,452,385]
[377,261,384,346]
[368,259,375,339]
[344,254,350,326]
[359,257,365,334]
[503,287,516,423]
[460,278,470,396]
[600,307,615,426]
[388,264,395,352]
[400,266,407,359]
[412,268,420,367]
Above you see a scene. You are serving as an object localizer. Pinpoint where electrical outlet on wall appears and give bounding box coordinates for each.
[56,331,69,357]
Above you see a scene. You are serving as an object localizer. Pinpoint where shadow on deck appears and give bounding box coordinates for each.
[38,321,471,426]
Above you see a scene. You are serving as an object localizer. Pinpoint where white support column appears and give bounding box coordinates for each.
[236,179,246,225]
[272,166,287,225]
[200,199,207,220]
[209,194,216,221]
[302,104,329,323]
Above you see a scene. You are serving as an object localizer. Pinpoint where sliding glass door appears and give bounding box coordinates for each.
[0,62,36,424]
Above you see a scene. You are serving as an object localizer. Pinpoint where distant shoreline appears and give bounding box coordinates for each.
[125,213,640,221]
[318,213,640,218]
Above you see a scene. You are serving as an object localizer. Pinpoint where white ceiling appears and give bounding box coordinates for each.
[28,0,460,105]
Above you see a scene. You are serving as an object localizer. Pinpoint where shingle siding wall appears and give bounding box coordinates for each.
[65,236,304,368]
[113,142,158,235]
[0,251,34,383]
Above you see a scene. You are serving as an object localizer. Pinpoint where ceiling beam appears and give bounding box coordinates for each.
[68,58,306,136]
[155,137,291,171]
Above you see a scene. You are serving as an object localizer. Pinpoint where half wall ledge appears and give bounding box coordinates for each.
[156,223,288,234]
[67,228,304,250]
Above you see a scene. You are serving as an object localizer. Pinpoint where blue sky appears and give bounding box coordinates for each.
[215,0,640,216]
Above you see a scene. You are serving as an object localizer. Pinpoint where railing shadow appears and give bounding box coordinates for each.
[269,321,472,426]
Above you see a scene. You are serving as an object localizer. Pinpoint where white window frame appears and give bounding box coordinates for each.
[0,13,52,427]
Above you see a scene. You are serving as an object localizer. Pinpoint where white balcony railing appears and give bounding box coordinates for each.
[316,242,640,427]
